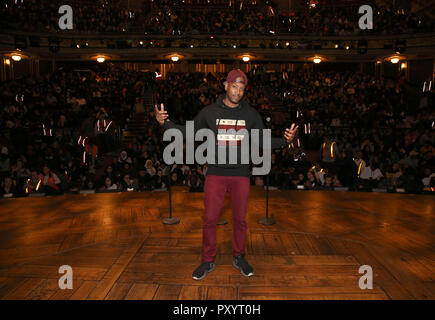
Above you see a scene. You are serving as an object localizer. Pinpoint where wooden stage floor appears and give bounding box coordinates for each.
[0,187,433,300]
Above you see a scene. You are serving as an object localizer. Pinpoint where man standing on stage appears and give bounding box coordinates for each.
[155,69,298,280]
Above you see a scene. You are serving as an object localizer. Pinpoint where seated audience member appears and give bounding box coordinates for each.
[359,161,384,188]
[170,171,184,186]
[120,174,137,191]
[304,170,319,190]
[137,169,154,191]
[294,173,306,187]
[322,174,334,190]
[1,176,17,196]
[154,169,167,189]
[100,176,118,191]
[39,165,61,194]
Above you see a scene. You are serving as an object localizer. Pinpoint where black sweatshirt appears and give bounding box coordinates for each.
[163,94,288,177]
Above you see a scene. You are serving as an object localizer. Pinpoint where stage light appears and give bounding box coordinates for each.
[242,56,250,62]
[334,44,339,49]
[96,56,105,63]
[11,55,21,61]
[286,42,290,46]
[313,57,321,64]
[171,56,179,62]
[345,45,350,50]
[390,57,399,64]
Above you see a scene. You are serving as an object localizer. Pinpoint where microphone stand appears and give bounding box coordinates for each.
[162,170,180,225]
[258,116,276,226]
[161,112,179,225]
[258,171,276,225]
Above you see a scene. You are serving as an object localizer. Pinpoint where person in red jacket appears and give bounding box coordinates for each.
[39,165,61,194]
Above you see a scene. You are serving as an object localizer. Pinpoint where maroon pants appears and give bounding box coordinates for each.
[202,175,251,262]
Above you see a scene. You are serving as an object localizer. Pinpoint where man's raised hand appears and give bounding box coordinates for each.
[154,103,168,125]
[284,123,299,143]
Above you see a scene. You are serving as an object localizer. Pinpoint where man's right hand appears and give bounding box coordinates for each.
[154,103,168,126]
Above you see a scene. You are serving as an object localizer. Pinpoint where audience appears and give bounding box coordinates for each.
[0,65,434,197]
[1,0,433,35]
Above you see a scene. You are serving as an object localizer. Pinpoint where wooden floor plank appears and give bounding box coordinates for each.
[153,284,183,300]
[69,281,98,300]
[178,285,208,300]
[125,283,158,300]
[104,282,134,300]
[207,286,237,300]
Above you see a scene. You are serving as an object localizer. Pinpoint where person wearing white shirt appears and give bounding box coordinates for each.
[360,161,384,188]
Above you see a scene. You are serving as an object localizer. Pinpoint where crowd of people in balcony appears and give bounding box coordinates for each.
[1,0,433,35]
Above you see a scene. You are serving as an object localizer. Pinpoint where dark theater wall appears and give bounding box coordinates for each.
[409,59,434,85]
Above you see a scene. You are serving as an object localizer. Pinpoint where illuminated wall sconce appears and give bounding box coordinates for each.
[164,53,184,62]
[382,54,405,65]
[11,55,22,62]
[400,62,407,69]
[236,54,255,63]
[4,58,11,65]
[307,56,326,64]
[87,54,115,63]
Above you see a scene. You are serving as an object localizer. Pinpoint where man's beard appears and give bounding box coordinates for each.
[227,93,242,105]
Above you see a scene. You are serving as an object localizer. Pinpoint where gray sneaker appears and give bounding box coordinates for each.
[192,262,215,280]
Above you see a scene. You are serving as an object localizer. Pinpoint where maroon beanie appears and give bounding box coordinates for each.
[226,69,248,86]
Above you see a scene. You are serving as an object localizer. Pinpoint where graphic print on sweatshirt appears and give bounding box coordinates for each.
[216,119,247,146]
